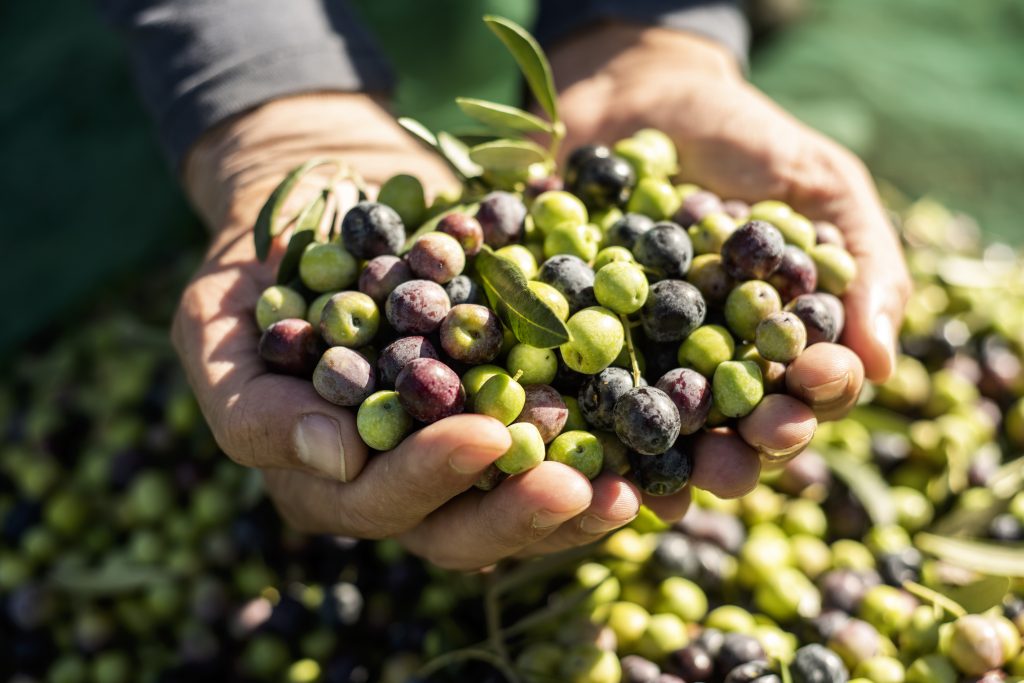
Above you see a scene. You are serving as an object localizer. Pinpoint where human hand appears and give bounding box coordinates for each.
[173,93,763,570]
[550,21,908,414]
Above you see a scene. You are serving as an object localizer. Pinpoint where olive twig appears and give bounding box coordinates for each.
[483,572,522,682]
[620,313,642,387]
[903,580,968,618]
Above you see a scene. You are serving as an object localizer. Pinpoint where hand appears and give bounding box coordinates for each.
[544,24,909,519]
[173,93,762,570]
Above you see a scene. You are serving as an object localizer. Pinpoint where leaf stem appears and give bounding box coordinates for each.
[903,580,968,618]
[416,646,517,681]
[620,313,642,387]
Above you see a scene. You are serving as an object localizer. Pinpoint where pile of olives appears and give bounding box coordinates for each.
[3,196,1024,683]
[256,129,859,495]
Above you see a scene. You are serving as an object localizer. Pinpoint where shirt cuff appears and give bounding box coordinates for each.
[534,0,750,69]
[101,0,394,169]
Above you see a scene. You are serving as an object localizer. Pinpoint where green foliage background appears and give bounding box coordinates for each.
[0,0,1021,352]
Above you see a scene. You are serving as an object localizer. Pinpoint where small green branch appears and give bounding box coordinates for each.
[903,580,968,618]
[620,313,642,387]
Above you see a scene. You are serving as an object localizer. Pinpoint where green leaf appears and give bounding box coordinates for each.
[455,97,553,135]
[253,157,335,261]
[915,533,1024,578]
[50,561,173,595]
[469,139,548,172]
[437,132,484,179]
[475,247,570,348]
[483,15,559,123]
[941,575,1012,614]
[397,116,438,148]
[276,191,326,284]
[820,448,896,526]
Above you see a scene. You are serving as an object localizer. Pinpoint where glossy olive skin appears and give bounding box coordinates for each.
[564,144,612,188]
[516,384,569,443]
[628,443,693,496]
[579,367,642,431]
[444,275,483,306]
[358,255,412,304]
[655,368,713,435]
[536,255,598,314]
[385,280,451,335]
[312,347,376,407]
[633,222,694,279]
[258,319,321,377]
[721,220,786,281]
[675,189,724,227]
[717,633,768,679]
[641,280,707,343]
[475,191,527,248]
[785,294,841,345]
[436,212,484,256]
[394,358,465,423]
[407,232,465,284]
[605,213,655,250]
[568,153,637,210]
[377,336,440,386]
[768,245,818,302]
[438,304,503,364]
[790,644,850,683]
[340,201,406,259]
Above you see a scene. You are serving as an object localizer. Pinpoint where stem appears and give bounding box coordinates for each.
[485,577,511,666]
[620,313,642,387]
[903,580,968,618]
[511,369,524,383]
[548,121,566,163]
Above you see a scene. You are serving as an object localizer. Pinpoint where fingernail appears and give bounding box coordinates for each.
[294,414,346,481]
[579,514,634,536]
[800,373,850,405]
[874,314,897,371]
[449,444,506,475]
[531,510,569,530]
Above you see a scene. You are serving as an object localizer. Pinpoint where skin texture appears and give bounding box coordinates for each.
[173,21,906,570]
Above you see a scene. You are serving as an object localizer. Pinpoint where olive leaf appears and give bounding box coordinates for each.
[437,132,484,179]
[475,247,570,348]
[915,533,1024,578]
[50,562,173,595]
[276,191,327,284]
[940,574,1012,614]
[820,448,896,526]
[397,116,438,148]
[254,157,336,261]
[469,139,548,172]
[455,97,553,135]
[483,15,559,123]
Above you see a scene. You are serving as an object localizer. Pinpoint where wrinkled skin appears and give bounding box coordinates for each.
[172,19,907,570]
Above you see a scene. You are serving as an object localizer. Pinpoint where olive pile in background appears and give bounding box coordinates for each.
[3,197,1024,682]
[256,129,859,496]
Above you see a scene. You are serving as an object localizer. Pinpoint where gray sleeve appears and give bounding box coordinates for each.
[99,0,394,169]
[534,0,749,67]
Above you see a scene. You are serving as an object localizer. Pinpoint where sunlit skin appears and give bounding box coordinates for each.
[172,24,908,571]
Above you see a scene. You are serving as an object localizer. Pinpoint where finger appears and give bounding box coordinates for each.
[516,474,643,557]
[339,414,512,537]
[641,487,693,525]
[737,395,817,466]
[785,342,865,421]
[691,428,762,498]
[800,154,909,383]
[261,414,512,539]
[399,462,594,571]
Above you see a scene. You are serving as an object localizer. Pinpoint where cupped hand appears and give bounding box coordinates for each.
[173,93,764,571]
[549,23,909,450]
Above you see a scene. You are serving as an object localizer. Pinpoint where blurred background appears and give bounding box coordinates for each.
[1,0,1023,680]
